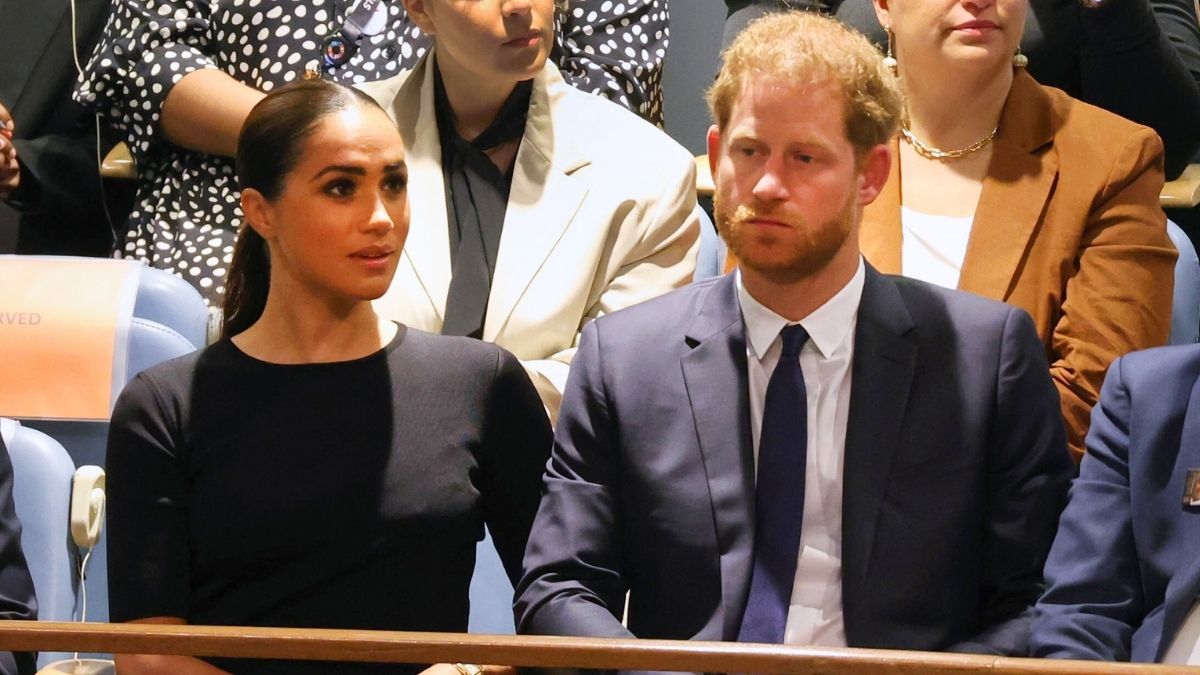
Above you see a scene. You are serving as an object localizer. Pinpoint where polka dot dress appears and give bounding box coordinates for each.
[75,0,668,304]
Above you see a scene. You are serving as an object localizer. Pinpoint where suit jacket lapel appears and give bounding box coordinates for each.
[958,71,1059,301]
[389,54,453,323]
[1156,376,1200,660]
[841,266,917,645]
[679,275,756,640]
[484,65,589,339]
[0,0,67,112]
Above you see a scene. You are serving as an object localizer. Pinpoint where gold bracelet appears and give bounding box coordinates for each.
[453,664,484,675]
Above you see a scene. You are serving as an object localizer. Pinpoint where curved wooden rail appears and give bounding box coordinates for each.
[0,622,1195,674]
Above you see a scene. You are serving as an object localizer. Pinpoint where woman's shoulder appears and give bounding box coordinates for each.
[123,340,244,400]
[392,327,511,373]
[1037,81,1160,151]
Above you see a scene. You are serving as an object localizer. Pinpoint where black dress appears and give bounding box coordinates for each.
[105,325,553,674]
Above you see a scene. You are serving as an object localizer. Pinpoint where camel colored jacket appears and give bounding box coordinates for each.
[861,70,1175,462]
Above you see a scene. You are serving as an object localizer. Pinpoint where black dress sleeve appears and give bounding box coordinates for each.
[105,371,193,622]
[1078,0,1200,178]
[477,348,553,586]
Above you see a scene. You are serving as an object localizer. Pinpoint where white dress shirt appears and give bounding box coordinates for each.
[900,206,973,290]
[1164,598,1200,665]
[735,258,865,647]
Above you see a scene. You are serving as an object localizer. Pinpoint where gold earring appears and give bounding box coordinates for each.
[1012,46,1028,69]
[883,27,898,75]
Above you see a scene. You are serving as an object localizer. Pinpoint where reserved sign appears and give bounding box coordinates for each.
[0,257,140,420]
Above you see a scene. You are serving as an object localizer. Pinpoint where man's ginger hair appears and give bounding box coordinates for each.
[706,11,903,157]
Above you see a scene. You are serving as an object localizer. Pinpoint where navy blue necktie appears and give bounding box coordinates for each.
[737,323,809,644]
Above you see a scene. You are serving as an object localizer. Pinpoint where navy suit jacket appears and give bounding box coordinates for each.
[516,267,1072,657]
[1032,344,1200,662]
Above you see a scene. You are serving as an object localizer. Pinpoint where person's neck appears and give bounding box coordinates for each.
[436,52,520,142]
[232,281,391,364]
[740,246,860,322]
[901,61,1011,152]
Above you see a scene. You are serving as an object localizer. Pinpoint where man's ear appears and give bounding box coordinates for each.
[856,143,892,206]
[240,188,276,241]
[706,124,722,178]
[401,0,436,35]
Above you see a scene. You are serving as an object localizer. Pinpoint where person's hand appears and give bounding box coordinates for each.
[417,664,515,675]
[0,103,18,199]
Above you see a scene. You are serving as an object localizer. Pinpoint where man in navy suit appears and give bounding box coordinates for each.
[1031,345,1200,664]
[514,11,1073,657]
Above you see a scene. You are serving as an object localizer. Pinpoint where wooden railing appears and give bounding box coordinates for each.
[0,622,1196,674]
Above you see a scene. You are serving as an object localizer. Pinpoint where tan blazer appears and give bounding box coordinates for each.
[359,54,700,422]
[861,71,1175,462]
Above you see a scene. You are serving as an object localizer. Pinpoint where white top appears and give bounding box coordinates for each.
[735,258,866,647]
[1163,598,1200,665]
[899,206,974,290]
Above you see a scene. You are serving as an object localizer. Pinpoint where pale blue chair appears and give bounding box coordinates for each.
[2,257,209,629]
[1168,221,1200,345]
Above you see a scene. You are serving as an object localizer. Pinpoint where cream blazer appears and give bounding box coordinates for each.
[359,54,700,421]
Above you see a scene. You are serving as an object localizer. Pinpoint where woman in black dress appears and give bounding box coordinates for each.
[104,79,552,675]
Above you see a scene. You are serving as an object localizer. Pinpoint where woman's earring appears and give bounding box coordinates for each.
[883,27,898,75]
[1012,46,1028,69]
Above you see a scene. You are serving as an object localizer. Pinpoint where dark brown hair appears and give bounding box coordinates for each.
[221,79,386,339]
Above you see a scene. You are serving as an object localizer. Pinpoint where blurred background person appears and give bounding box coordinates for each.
[854,0,1175,462]
[105,79,551,675]
[74,0,669,303]
[0,0,133,256]
[724,0,1200,182]
[359,0,699,420]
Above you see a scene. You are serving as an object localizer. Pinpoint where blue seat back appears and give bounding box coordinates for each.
[1,418,77,667]
[694,206,725,282]
[1168,220,1200,345]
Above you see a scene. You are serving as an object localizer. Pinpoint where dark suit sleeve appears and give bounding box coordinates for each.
[1029,356,1143,660]
[479,348,554,585]
[9,131,105,222]
[1079,0,1200,178]
[554,0,668,126]
[949,308,1073,655]
[515,320,636,639]
[0,436,38,675]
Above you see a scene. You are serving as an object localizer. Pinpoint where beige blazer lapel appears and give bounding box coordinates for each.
[387,55,453,323]
[958,71,1058,301]
[484,66,590,340]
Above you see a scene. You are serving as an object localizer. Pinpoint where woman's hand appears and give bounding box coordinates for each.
[0,103,18,199]
[418,664,516,675]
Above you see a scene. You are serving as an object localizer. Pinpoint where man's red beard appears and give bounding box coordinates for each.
[713,190,857,284]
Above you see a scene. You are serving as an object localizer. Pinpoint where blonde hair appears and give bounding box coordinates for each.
[706,11,903,157]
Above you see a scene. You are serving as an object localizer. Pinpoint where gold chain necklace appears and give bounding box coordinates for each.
[901,125,998,161]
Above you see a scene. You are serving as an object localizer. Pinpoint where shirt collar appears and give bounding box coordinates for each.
[737,257,866,361]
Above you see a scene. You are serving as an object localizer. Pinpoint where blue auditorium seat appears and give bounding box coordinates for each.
[1,257,209,628]
[1168,220,1200,345]
[694,207,726,282]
